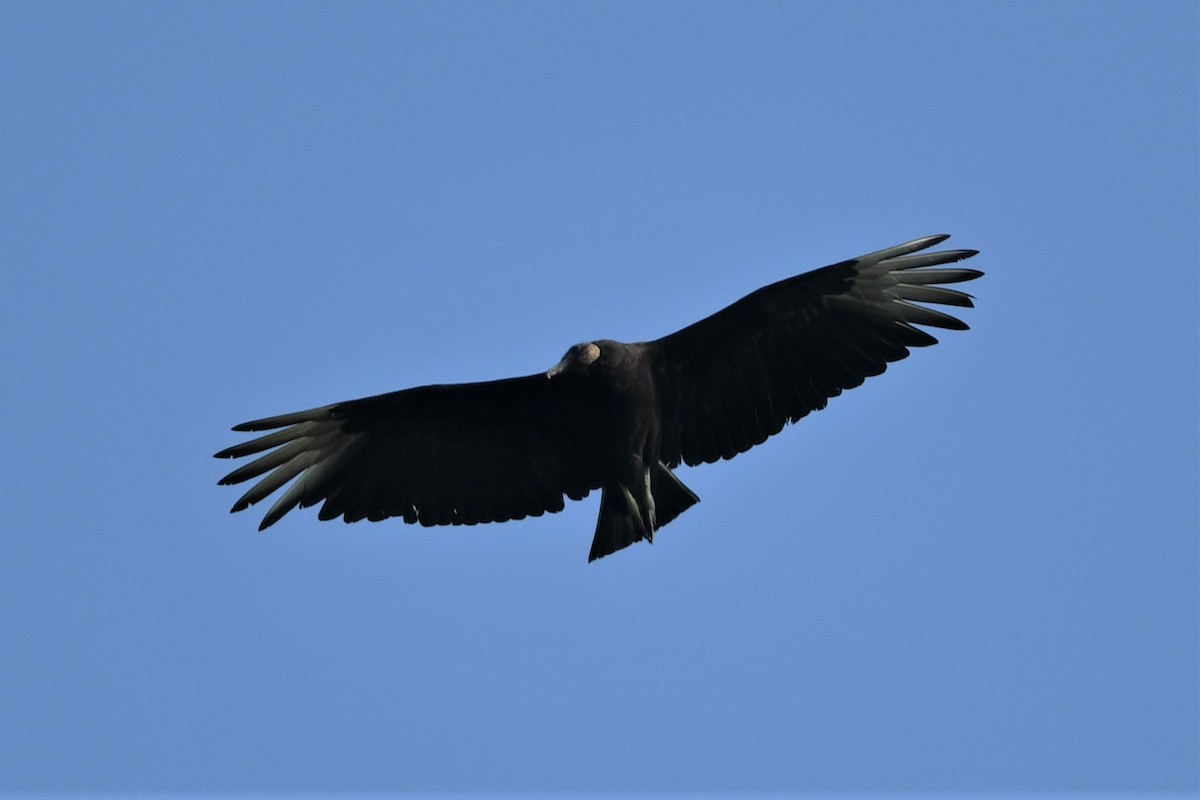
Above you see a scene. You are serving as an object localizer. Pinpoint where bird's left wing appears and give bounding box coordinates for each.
[215,374,602,530]
[651,234,982,468]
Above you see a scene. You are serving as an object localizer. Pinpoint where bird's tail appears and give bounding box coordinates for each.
[650,462,700,529]
[588,463,699,562]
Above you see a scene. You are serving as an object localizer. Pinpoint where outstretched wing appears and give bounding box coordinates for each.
[652,234,982,467]
[215,374,603,530]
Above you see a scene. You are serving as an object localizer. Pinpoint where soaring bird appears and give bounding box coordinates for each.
[215,234,981,561]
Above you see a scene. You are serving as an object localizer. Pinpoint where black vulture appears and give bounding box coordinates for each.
[216,234,981,561]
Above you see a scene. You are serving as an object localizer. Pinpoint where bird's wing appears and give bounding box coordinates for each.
[652,234,982,467]
[214,374,603,530]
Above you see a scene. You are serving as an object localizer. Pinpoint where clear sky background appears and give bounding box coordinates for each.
[1,1,1196,795]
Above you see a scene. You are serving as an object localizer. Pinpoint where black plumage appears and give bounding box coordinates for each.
[215,234,982,561]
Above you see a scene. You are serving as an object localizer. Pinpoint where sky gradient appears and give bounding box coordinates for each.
[2,1,1197,794]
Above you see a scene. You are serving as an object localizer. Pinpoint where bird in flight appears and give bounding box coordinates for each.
[216,234,981,561]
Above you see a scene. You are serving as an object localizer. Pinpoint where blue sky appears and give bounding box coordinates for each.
[1,0,1196,794]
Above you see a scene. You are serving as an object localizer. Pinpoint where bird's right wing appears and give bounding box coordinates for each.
[651,234,982,467]
[214,373,604,530]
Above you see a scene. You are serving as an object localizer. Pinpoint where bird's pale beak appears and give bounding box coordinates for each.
[547,355,571,379]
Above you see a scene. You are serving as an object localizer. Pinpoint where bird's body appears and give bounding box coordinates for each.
[216,235,982,560]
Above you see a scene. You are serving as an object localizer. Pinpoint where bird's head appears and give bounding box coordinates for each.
[547,342,601,379]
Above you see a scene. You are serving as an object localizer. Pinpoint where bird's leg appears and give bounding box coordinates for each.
[619,485,650,541]
[639,466,656,541]
[617,464,658,543]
